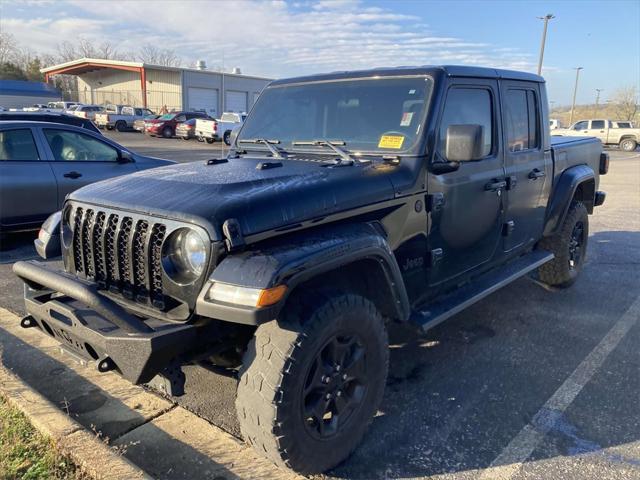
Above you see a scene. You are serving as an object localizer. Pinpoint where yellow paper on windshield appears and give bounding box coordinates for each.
[378,135,404,149]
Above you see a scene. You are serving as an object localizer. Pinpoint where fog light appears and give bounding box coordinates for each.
[207,283,287,307]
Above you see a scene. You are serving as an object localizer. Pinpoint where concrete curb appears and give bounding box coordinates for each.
[0,362,151,480]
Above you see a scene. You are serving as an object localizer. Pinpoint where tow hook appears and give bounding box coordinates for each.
[20,315,37,329]
[97,357,117,373]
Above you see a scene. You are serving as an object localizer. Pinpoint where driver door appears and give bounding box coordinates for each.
[37,127,138,208]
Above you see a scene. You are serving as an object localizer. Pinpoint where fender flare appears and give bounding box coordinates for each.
[196,223,411,325]
[543,164,595,236]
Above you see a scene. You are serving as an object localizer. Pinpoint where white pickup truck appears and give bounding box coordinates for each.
[194,112,246,145]
[553,119,639,151]
[95,105,155,132]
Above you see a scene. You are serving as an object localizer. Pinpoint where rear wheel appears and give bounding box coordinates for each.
[205,138,215,144]
[223,131,231,145]
[115,121,127,132]
[161,126,173,138]
[105,125,114,131]
[619,138,637,152]
[181,136,190,140]
[236,293,388,474]
[538,201,589,288]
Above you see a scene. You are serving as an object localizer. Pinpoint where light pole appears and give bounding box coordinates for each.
[595,89,603,113]
[569,67,583,126]
[537,14,555,76]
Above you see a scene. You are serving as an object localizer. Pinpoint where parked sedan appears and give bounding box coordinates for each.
[133,114,160,132]
[175,118,197,140]
[145,111,209,138]
[0,121,174,241]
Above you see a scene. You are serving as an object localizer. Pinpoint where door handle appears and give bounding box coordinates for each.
[484,179,507,191]
[63,171,82,179]
[528,169,546,180]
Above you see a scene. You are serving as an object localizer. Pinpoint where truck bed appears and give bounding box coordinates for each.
[550,135,602,186]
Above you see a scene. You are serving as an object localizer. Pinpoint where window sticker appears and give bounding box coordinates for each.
[400,112,414,127]
[378,135,405,149]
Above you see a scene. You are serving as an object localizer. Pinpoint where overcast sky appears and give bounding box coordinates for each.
[2,0,639,105]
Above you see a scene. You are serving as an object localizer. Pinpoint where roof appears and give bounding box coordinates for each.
[0,80,61,98]
[41,57,272,81]
[269,65,544,86]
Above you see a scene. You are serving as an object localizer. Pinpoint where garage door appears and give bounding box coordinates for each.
[226,91,247,113]
[187,87,218,117]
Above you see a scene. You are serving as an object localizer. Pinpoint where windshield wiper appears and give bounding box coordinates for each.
[292,139,360,164]
[238,138,284,159]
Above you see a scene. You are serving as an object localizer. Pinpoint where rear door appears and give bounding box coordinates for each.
[37,127,138,206]
[0,127,58,228]
[501,81,551,252]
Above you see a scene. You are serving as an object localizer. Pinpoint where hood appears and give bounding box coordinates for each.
[69,156,396,240]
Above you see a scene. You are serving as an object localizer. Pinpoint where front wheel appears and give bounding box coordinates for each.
[236,293,388,474]
[161,126,173,138]
[538,201,589,288]
[619,138,637,152]
[223,131,231,145]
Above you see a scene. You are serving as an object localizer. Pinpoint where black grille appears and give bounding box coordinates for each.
[70,207,167,306]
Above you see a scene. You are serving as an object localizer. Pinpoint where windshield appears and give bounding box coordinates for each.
[238,76,433,154]
[159,113,176,120]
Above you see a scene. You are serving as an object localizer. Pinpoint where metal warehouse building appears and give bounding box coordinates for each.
[0,80,61,109]
[41,58,272,117]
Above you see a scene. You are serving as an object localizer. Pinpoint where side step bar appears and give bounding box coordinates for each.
[411,249,554,331]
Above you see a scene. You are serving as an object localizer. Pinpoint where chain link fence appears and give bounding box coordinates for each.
[64,89,182,114]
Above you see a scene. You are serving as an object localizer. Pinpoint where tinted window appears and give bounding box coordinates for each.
[175,114,187,122]
[573,121,588,130]
[0,129,40,161]
[438,87,493,157]
[591,120,605,129]
[44,129,118,162]
[505,89,539,152]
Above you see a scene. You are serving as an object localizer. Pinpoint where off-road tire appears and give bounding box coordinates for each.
[161,126,173,138]
[115,121,127,132]
[236,293,388,474]
[223,131,231,145]
[619,138,637,152]
[538,201,589,288]
[205,137,215,144]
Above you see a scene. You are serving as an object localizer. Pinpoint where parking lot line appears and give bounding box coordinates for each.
[479,294,640,480]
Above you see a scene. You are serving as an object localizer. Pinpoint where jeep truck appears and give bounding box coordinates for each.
[554,118,639,151]
[13,66,608,474]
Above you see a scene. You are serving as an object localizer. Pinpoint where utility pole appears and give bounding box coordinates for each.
[537,14,555,76]
[595,89,603,113]
[569,67,583,126]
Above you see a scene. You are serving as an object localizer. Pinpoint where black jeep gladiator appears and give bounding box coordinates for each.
[14,65,608,474]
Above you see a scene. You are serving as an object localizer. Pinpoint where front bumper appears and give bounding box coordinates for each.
[13,260,199,385]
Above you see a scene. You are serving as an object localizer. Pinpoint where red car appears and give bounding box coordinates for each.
[145,111,210,138]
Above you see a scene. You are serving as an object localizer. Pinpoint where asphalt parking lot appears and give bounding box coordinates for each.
[0,140,638,479]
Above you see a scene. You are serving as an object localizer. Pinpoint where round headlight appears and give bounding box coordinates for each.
[162,228,208,283]
[180,229,207,275]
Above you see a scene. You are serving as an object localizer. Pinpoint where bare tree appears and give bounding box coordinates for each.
[137,44,182,66]
[611,85,639,121]
[0,32,18,64]
[56,37,124,62]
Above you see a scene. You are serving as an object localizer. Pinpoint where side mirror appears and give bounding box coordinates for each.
[229,125,242,147]
[118,150,134,163]
[34,211,61,260]
[445,124,484,162]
